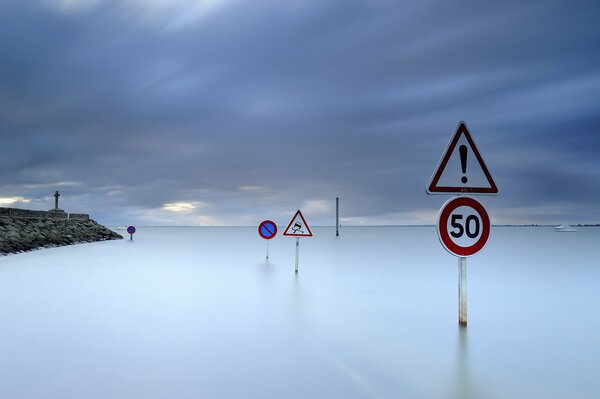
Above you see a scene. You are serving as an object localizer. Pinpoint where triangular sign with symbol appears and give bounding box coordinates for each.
[427,121,498,195]
[283,210,313,237]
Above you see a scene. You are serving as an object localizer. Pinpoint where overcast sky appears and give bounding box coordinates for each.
[1,0,599,226]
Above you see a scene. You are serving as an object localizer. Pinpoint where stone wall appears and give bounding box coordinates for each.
[0,207,64,218]
[0,207,122,255]
[68,213,90,220]
[0,207,89,219]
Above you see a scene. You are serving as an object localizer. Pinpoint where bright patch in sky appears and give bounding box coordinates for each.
[162,202,204,212]
[0,197,31,206]
[238,186,262,191]
[42,0,100,11]
[302,200,333,216]
[43,0,233,27]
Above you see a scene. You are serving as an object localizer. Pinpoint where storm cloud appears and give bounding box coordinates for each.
[1,0,599,225]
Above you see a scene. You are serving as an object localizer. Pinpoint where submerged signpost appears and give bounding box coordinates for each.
[336,197,340,237]
[283,210,313,273]
[258,220,278,259]
[427,121,498,327]
[127,225,136,241]
[437,196,491,325]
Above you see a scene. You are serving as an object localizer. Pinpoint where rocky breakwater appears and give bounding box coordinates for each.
[0,207,123,255]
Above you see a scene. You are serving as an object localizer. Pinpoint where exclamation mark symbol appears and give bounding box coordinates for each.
[460,145,468,184]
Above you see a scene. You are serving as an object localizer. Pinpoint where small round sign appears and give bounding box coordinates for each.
[437,196,490,257]
[258,220,277,240]
[127,226,136,235]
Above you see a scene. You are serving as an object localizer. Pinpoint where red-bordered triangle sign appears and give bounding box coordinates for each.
[427,121,498,195]
[283,210,313,237]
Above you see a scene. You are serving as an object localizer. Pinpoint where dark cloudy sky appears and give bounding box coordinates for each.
[1,0,599,226]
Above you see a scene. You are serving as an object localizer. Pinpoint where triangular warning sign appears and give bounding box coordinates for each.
[283,210,314,237]
[427,121,498,195]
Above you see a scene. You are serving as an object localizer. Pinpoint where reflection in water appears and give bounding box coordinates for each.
[260,258,272,276]
[289,274,307,345]
[334,234,341,270]
[292,273,302,310]
[455,328,471,399]
[452,328,487,399]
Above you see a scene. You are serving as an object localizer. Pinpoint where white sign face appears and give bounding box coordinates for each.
[437,196,490,257]
[427,121,498,195]
[445,205,483,248]
[282,210,313,237]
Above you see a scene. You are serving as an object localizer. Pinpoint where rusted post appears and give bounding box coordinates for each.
[295,237,300,273]
[459,257,467,326]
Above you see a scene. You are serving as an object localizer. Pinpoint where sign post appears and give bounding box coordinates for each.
[437,196,490,326]
[336,197,339,237]
[258,220,278,259]
[295,237,300,273]
[459,256,467,326]
[283,210,313,274]
[127,225,136,241]
[427,121,498,327]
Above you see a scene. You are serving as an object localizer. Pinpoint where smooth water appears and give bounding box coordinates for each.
[0,227,598,398]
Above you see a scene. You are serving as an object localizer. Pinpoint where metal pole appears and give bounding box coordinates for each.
[295,237,299,273]
[336,197,339,237]
[130,233,133,241]
[459,256,467,326]
[266,241,269,260]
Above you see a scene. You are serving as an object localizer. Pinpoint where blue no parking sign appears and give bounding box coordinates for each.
[258,220,277,240]
[127,225,136,240]
[258,220,277,260]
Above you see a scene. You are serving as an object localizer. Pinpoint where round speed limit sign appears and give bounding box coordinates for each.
[437,196,490,257]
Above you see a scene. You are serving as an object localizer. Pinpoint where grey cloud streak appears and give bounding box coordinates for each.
[1,0,599,226]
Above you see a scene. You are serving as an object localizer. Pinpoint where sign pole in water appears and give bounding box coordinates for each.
[295,237,299,273]
[336,197,339,237]
[127,225,136,241]
[258,220,278,260]
[458,257,467,326]
[437,196,490,327]
[283,210,313,274]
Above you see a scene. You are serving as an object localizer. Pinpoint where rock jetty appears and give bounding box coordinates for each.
[0,207,122,255]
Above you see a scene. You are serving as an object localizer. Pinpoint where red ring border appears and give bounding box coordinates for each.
[258,220,278,240]
[437,197,490,257]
